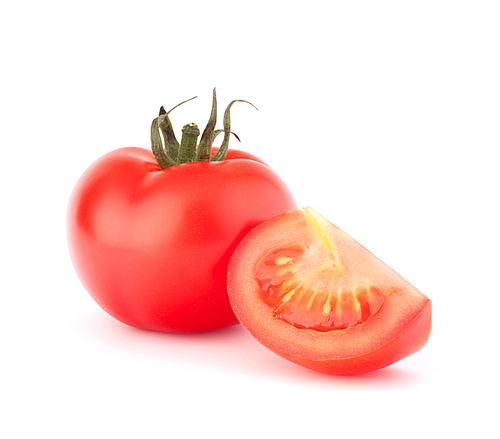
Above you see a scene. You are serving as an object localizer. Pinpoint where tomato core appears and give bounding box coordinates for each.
[255,213,390,332]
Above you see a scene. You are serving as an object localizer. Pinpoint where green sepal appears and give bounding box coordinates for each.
[151,116,177,169]
[195,88,217,161]
[211,100,257,161]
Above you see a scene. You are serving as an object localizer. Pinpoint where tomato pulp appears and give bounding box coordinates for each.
[228,207,431,374]
[67,147,297,332]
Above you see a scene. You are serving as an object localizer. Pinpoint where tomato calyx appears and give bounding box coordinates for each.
[150,88,257,169]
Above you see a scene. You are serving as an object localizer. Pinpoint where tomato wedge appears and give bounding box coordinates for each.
[227,207,431,375]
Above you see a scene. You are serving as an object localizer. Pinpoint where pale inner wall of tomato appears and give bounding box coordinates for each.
[255,211,392,332]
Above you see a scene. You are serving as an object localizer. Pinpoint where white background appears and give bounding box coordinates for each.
[1,1,498,437]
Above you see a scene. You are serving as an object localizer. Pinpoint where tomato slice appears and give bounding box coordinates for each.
[227,207,432,375]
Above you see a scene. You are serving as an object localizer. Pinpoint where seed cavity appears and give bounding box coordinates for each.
[255,240,391,332]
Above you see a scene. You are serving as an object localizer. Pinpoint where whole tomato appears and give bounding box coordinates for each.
[67,90,297,333]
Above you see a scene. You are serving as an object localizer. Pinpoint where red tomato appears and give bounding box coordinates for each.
[67,146,297,332]
[227,207,431,374]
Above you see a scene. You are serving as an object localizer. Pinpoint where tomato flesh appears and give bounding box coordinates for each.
[228,207,432,374]
[256,241,388,332]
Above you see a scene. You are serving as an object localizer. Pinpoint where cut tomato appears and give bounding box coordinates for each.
[227,207,431,375]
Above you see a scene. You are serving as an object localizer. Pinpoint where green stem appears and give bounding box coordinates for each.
[149,90,255,169]
[177,123,200,163]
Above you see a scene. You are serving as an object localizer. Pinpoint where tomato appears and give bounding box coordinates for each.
[227,207,431,374]
[67,92,297,333]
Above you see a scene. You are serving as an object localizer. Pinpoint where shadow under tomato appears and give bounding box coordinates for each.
[80,311,425,389]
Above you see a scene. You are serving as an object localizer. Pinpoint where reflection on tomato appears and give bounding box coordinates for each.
[228,207,431,374]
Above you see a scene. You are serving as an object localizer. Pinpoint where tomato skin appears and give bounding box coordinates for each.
[265,300,431,375]
[67,146,297,333]
[227,207,432,374]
